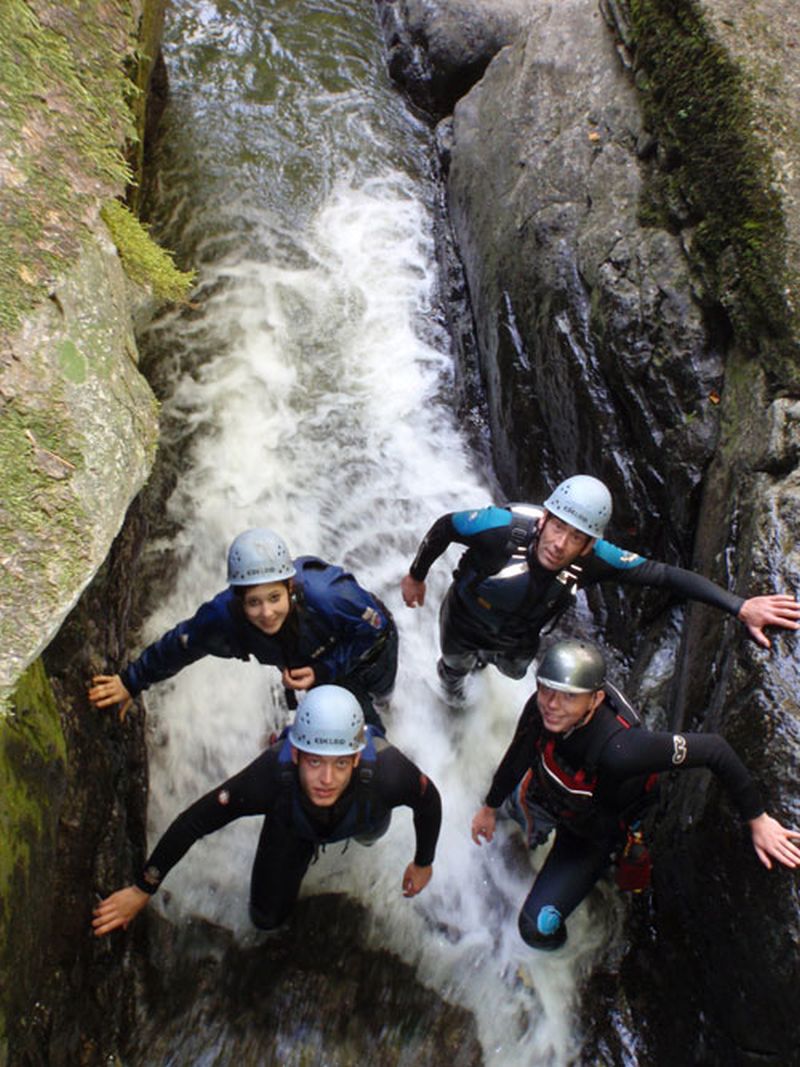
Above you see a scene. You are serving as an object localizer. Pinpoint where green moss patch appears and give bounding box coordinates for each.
[0,658,67,1050]
[0,0,137,335]
[101,199,196,302]
[0,0,188,334]
[627,0,800,386]
[0,401,89,659]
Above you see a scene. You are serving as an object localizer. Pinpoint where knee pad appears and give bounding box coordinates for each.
[519,905,567,951]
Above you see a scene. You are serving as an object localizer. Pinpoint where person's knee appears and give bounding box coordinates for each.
[496,658,529,680]
[249,900,292,931]
[518,904,567,951]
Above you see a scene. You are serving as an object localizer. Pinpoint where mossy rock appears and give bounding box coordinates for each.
[0,659,67,1061]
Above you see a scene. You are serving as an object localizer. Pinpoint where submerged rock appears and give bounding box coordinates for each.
[122,898,482,1066]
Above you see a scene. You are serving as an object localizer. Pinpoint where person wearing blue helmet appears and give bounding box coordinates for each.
[401,475,800,699]
[92,686,440,936]
[89,528,397,728]
[471,640,800,951]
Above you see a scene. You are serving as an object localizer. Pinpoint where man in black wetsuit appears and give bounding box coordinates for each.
[92,686,440,936]
[471,640,800,951]
[401,475,800,698]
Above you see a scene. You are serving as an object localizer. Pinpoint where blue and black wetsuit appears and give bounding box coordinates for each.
[408,506,743,684]
[483,694,764,949]
[135,730,441,930]
[119,556,397,725]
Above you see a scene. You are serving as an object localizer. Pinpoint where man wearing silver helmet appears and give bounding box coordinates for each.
[471,640,800,951]
[401,475,799,699]
[92,686,440,936]
[89,527,397,728]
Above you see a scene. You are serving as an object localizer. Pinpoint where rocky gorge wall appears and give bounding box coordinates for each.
[0,1,174,1061]
[3,0,799,1062]
[379,0,800,1061]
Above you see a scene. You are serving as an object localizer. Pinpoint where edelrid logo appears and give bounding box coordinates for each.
[315,736,346,745]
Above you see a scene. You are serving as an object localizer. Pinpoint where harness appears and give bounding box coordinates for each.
[528,684,658,834]
[454,504,586,639]
[275,725,386,846]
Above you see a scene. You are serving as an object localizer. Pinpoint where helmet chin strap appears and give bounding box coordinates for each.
[561,691,603,738]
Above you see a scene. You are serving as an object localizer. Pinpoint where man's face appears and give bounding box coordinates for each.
[537,684,604,733]
[535,513,594,571]
[293,748,360,807]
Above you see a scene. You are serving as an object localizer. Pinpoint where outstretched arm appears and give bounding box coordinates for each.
[402,863,433,897]
[738,595,800,649]
[402,513,458,606]
[88,674,133,721]
[748,813,800,869]
[92,886,150,936]
[401,574,426,607]
[471,805,497,845]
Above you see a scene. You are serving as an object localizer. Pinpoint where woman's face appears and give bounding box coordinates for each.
[241,581,292,635]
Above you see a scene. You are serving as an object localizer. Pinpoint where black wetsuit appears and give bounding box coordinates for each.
[484,694,764,949]
[135,734,441,929]
[408,506,743,685]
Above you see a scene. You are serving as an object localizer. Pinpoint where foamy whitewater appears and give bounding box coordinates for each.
[135,1,620,1061]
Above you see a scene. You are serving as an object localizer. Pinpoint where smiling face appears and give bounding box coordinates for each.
[241,580,292,635]
[536,684,604,734]
[292,749,361,807]
[534,513,594,571]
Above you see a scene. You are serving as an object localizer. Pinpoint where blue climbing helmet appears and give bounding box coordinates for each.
[227,528,296,586]
[543,475,612,539]
[289,686,367,756]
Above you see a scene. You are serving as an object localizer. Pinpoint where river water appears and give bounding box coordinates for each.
[136,1,618,1062]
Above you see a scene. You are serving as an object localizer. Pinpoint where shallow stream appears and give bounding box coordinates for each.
[134,1,618,1061]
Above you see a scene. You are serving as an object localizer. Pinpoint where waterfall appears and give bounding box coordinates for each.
[135,1,618,1061]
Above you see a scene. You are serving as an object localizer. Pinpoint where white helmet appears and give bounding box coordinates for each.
[289,686,366,756]
[227,528,296,586]
[543,475,612,539]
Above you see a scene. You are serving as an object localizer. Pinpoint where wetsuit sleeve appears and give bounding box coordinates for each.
[408,506,512,581]
[134,750,281,894]
[588,542,744,616]
[120,593,241,696]
[408,513,458,581]
[600,729,764,820]
[484,696,541,809]
[374,747,442,866]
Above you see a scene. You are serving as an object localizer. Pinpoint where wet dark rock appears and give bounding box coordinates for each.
[123,898,482,1066]
[444,0,724,569]
[374,0,528,117]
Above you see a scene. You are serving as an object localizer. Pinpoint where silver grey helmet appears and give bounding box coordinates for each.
[536,639,606,694]
[227,528,296,586]
[289,685,366,756]
[542,475,612,539]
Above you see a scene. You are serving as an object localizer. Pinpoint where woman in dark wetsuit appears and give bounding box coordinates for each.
[89,527,397,727]
[471,639,800,950]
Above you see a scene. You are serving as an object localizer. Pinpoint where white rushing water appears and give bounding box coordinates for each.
[136,1,618,1061]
